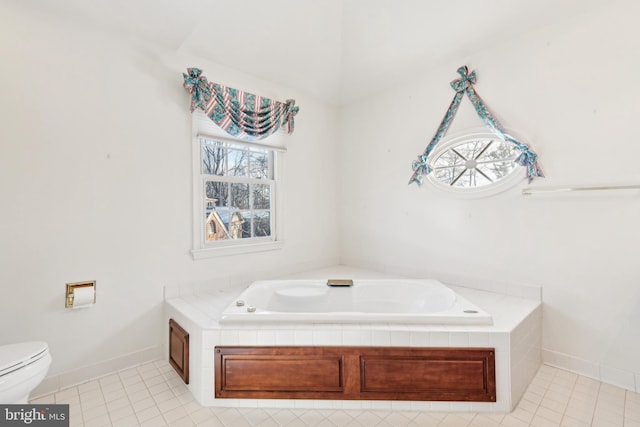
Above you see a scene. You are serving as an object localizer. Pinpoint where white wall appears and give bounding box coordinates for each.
[0,3,340,376]
[339,1,640,388]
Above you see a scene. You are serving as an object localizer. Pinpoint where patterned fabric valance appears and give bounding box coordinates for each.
[410,66,543,186]
[183,68,300,141]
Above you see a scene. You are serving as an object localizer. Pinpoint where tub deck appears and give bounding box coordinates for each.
[164,266,541,412]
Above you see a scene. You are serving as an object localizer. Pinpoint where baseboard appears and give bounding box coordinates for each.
[30,345,164,399]
[543,348,638,393]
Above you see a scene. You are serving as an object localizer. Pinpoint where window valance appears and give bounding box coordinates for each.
[183,68,299,141]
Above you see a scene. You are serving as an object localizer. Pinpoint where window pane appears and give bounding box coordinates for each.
[230,183,250,210]
[206,181,228,207]
[249,149,270,179]
[239,211,252,239]
[201,140,226,176]
[228,146,248,177]
[227,210,245,239]
[253,211,271,237]
[433,166,465,186]
[454,140,490,160]
[433,150,464,168]
[252,184,271,209]
[205,207,230,241]
[477,161,517,181]
[205,182,231,242]
[477,140,518,162]
[454,169,492,188]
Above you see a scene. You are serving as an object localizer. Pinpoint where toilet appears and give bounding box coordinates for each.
[0,341,52,404]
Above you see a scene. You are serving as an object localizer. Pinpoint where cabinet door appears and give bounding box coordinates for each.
[215,346,350,399]
[215,346,496,401]
[359,347,496,401]
[169,319,189,384]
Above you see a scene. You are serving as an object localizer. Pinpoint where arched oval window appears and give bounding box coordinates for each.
[427,131,525,196]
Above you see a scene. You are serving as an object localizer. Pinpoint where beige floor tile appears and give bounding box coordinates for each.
[500,414,529,427]
[468,414,501,427]
[28,362,640,427]
[559,415,591,427]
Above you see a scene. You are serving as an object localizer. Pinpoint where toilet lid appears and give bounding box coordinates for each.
[0,341,49,376]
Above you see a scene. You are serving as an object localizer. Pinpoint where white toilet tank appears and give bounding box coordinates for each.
[0,341,52,404]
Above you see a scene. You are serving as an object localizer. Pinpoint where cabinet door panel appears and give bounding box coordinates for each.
[169,319,189,384]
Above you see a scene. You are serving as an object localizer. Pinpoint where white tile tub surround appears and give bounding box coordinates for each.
[164,266,542,412]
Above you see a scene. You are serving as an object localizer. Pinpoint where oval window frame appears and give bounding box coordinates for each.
[426,129,527,197]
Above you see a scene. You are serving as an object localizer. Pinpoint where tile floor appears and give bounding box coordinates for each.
[30,361,640,427]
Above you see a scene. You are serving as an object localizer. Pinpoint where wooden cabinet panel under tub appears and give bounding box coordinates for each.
[215,346,496,402]
[169,319,189,384]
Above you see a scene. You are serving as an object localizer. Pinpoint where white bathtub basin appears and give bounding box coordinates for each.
[219,279,492,325]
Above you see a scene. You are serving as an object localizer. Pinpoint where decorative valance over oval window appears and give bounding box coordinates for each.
[183,68,300,141]
[410,66,543,186]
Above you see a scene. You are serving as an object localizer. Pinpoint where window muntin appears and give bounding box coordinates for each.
[200,137,276,244]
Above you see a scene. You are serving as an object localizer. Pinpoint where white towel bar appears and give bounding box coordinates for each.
[522,184,640,196]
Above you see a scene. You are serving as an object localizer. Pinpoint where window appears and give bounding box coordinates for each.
[427,131,525,196]
[191,112,284,259]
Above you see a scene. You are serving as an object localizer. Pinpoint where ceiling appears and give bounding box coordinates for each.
[9,0,605,105]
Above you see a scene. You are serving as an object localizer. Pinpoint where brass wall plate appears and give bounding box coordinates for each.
[65,281,96,308]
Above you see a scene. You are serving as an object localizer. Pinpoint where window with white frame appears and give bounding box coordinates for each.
[191,112,284,259]
[426,131,526,197]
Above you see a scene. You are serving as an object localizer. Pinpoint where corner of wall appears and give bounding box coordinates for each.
[542,349,638,393]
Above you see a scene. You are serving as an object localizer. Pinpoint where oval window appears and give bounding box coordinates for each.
[427,132,525,195]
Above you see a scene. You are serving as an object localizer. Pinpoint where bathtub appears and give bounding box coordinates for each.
[219,279,492,325]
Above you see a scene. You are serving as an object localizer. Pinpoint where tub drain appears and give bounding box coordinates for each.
[464,310,478,314]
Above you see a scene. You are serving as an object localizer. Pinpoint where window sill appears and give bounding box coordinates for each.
[191,240,284,260]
